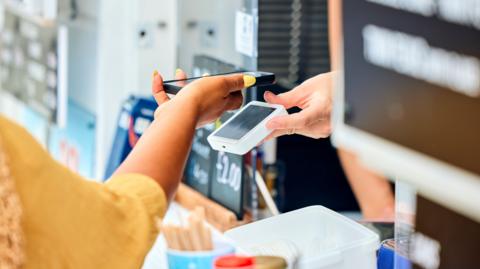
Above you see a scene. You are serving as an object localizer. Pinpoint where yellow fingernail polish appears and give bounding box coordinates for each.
[152,70,158,79]
[243,75,256,88]
[175,68,182,74]
[215,118,222,129]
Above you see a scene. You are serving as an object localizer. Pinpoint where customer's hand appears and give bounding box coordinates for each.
[263,72,334,140]
[152,69,254,127]
[151,69,187,118]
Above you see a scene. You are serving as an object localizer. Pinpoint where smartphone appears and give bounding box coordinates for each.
[163,71,276,95]
[207,101,287,155]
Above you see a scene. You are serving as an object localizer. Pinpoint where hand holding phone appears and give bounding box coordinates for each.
[163,71,276,95]
[152,71,246,127]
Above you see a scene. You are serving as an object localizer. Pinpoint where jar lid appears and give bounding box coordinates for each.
[215,255,255,268]
[254,256,288,269]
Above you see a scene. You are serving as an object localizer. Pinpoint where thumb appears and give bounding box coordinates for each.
[264,91,297,109]
[152,71,170,106]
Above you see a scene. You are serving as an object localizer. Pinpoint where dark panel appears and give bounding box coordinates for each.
[412,196,480,269]
[258,0,330,85]
[258,1,359,212]
[277,130,359,212]
[343,1,480,176]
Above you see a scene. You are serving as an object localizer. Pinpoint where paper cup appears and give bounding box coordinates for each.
[167,241,235,269]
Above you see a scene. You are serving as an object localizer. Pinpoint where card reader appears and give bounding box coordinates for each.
[207,101,287,155]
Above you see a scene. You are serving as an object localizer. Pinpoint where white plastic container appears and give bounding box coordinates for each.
[225,206,379,269]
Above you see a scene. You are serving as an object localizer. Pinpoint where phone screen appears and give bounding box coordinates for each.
[214,105,275,140]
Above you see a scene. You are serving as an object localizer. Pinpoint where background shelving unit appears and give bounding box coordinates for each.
[0,0,178,180]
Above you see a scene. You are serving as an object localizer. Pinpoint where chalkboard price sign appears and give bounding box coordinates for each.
[215,151,242,192]
[185,111,245,218]
[185,125,215,196]
[209,110,245,218]
[210,148,244,218]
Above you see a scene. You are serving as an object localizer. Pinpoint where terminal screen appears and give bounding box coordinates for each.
[214,105,275,140]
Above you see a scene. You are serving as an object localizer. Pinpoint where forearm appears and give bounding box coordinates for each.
[328,0,342,71]
[114,98,199,200]
[338,149,395,220]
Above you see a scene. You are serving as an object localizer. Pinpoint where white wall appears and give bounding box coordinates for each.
[177,0,244,73]
[95,0,177,178]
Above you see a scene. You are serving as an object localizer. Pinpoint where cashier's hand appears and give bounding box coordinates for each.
[152,69,250,127]
[263,72,334,140]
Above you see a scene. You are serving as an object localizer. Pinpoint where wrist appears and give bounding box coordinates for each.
[174,95,202,123]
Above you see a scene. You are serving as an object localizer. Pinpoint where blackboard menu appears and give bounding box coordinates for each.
[185,125,216,196]
[209,112,245,218]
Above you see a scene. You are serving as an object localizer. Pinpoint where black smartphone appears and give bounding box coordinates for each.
[163,71,276,95]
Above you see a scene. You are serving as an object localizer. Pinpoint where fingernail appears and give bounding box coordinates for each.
[215,119,222,129]
[152,70,158,80]
[243,75,256,88]
[175,68,182,75]
[202,72,210,76]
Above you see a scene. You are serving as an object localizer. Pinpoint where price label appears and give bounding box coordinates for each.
[215,151,242,192]
[185,126,215,196]
[210,150,244,218]
[235,11,257,57]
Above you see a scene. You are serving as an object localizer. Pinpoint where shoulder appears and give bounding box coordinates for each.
[0,116,40,147]
[0,116,27,135]
[0,116,52,170]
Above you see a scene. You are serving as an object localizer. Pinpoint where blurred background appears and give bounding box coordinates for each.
[2,1,480,268]
[0,0,360,215]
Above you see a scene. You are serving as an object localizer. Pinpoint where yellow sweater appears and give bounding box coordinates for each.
[0,116,167,269]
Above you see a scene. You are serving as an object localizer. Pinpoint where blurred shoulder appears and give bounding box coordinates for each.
[0,115,51,169]
[0,116,32,138]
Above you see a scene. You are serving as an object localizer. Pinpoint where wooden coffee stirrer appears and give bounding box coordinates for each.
[158,206,213,251]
